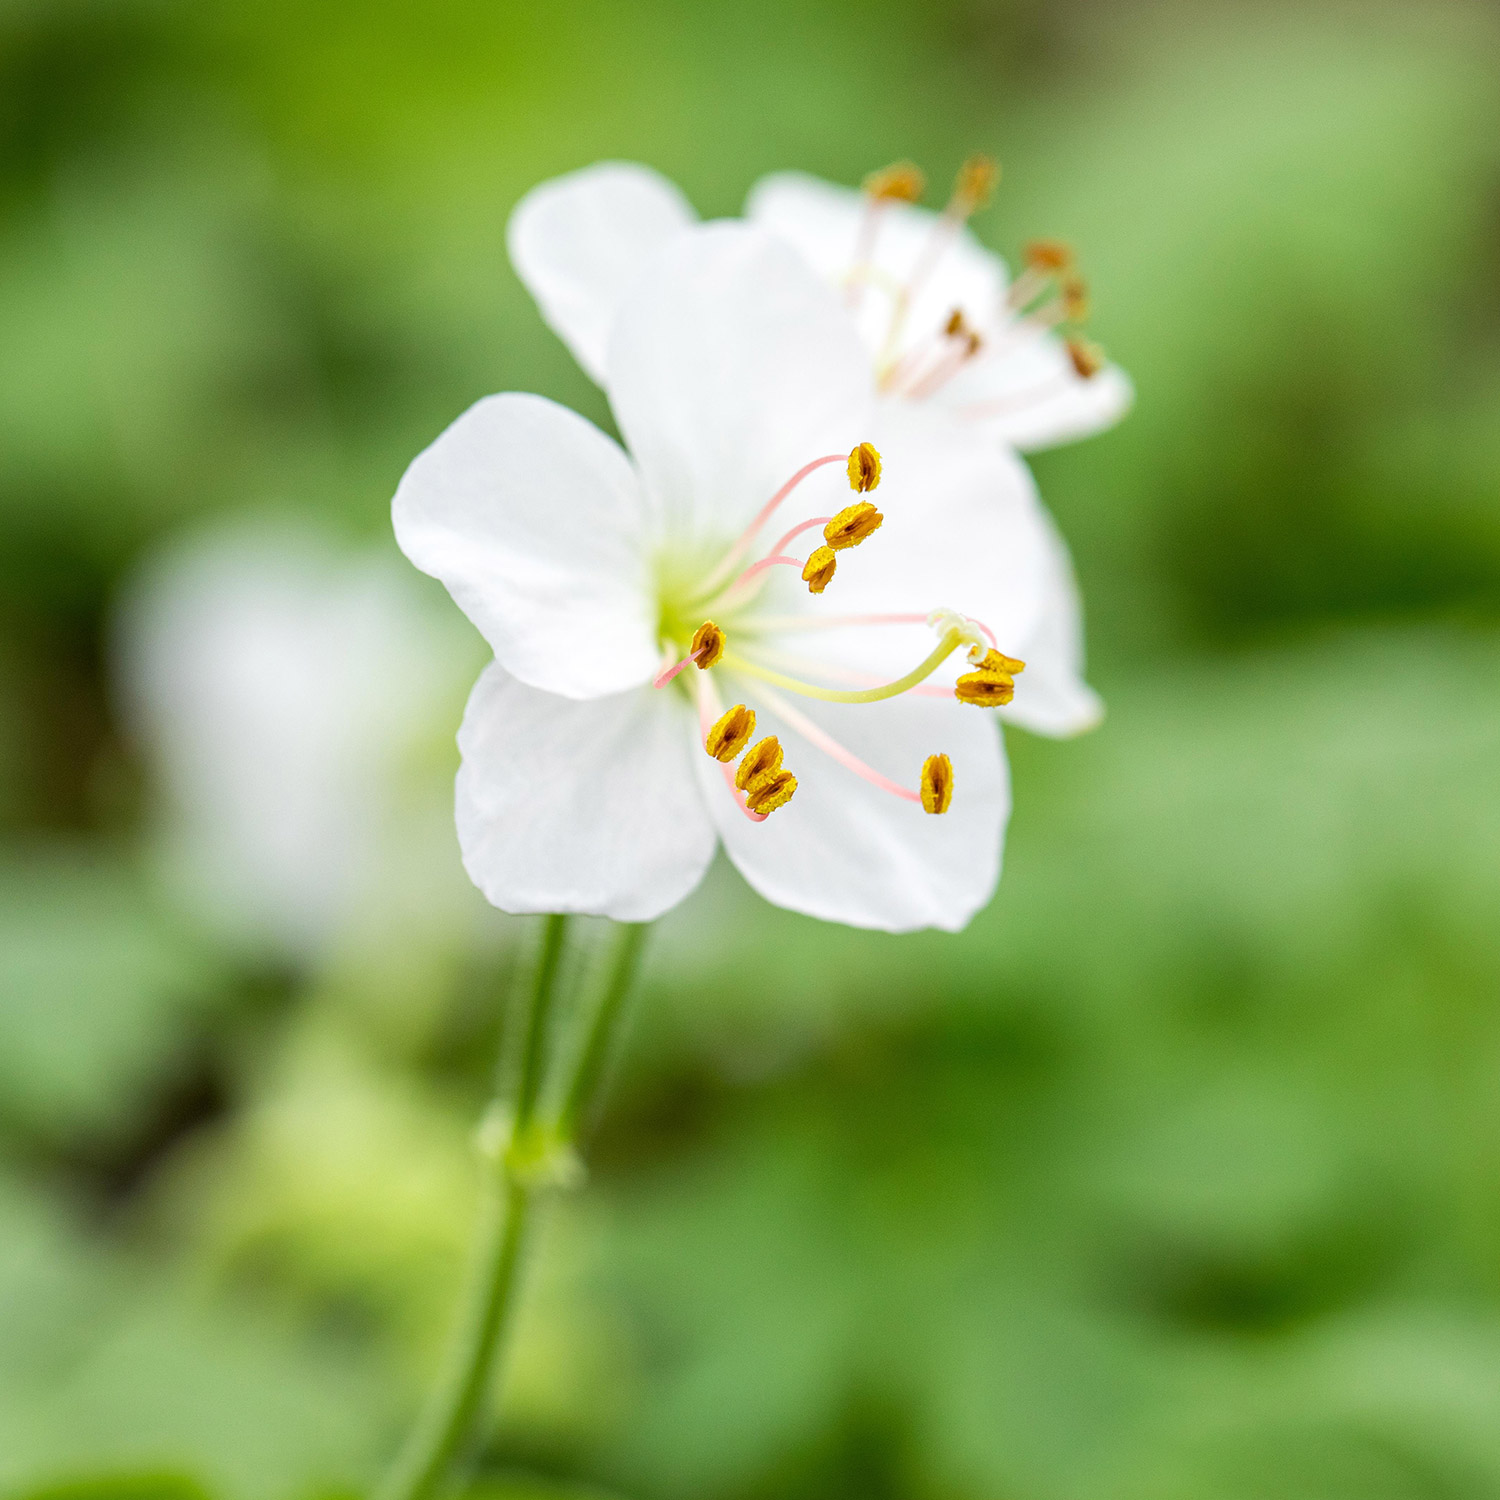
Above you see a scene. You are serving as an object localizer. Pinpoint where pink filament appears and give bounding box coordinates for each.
[729,553,803,591]
[698,454,848,593]
[755,683,919,804]
[766,515,832,557]
[653,643,708,689]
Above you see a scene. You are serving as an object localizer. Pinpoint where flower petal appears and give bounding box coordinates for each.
[699,686,1008,933]
[457,663,716,921]
[998,505,1104,737]
[507,162,698,384]
[605,222,874,544]
[939,327,1134,451]
[392,392,659,699]
[745,171,1008,367]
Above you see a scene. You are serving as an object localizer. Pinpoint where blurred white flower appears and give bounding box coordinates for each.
[394,225,1043,932]
[115,516,483,962]
[508,161,1117,736]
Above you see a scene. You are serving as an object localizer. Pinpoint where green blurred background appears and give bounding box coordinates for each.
[4,1,1500,1497]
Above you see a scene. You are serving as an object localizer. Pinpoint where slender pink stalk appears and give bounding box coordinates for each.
[755,683,919,803]
[766,516,832,558]
[653,644,707,689]
[727,554,803,592]
[693,454,848,597]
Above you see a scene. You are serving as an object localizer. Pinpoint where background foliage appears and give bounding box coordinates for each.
[3,1,1500,1497]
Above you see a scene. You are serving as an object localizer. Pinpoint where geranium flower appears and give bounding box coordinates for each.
[393,225,1058,931]
[508,160,1122,735]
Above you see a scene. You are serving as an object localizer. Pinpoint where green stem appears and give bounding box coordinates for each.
[375,913,570,1500]
[556,922,649,1142]
[512,913,568,1132]
[375,914,648,1500]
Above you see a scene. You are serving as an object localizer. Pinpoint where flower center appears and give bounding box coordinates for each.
[650,445,1025,824]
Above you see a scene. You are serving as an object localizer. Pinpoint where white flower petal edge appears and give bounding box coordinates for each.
[604,221,872,543]
[458,662,717,921]
[507,161,697,384]
[998,505,1104,737]
[699,691,1008,933]
[393,391,660,700]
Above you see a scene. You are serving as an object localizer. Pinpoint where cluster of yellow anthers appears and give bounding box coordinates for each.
[703,701,959,820]
[704,703,799,816]
[1014,238,1106,385]
[658,441,1026,822]
[859,154,1108,390]
[803,442,883,594]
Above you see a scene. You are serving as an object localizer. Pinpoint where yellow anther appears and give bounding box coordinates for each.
[863,161,926,203]
[735,735,784,792]
[1024,239,1075,273]
[745,769,798,815]
[691,620,726,669]
[968,647,1026,674]
[944,308,969,337]
[1060,274,1090,323]
[920,753,954,815]
[955,669,1016,707]
[706,703,755,761]
[1065,335,1105,380]
[953,155,999,212]
[846,441,882,492]
[823,500,883,552]
[802,546,837,594]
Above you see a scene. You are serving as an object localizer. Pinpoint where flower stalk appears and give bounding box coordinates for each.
[376,915,648,1500]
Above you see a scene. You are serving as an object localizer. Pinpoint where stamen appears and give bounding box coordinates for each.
[745,770,797,816]
[705,703,756,761]
[1024,239,1074,273]
[955,666,1018,706]
[696,677,767,823]
[692,445,883,601]
[691,620,726,669]
[653,620,727,688]
[1060,274,1090,323]
[734,735,784,792]
[802,547,837,594]
[847,442,882,492]
[863,161,926,203]
[920,754,954,815]
[823,501,882,551]
[950,155,999,216]
[848,166,924,312]
[970,647,1026,673]
[1066,335,1105,380]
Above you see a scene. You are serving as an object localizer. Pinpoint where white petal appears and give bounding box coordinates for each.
[507,162,697,384]
[745,171,1008,368]
[392,392,659,699]
[939,325,1134,451]
[604,222,873,545]
[998,506,1104,737]
[457,663,717,921]
[699,687,1008,933]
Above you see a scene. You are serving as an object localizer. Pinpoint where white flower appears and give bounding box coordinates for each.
[509,160,1122,736]
[115,517,481,960]
[394,225,1060,932]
